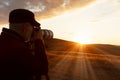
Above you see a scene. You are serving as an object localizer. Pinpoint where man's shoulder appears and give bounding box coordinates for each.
[0,34,27,52]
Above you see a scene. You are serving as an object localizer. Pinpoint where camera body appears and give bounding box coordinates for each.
[33,26,53,39]
[33,26,40,31]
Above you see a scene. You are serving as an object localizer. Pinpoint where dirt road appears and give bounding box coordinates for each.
[47,51,120,80]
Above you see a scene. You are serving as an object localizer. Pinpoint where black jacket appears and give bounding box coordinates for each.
[0,28,48,80]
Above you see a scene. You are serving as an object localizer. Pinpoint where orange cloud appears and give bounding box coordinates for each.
[0,0,95,25]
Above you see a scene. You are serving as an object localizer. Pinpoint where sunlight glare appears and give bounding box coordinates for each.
[73,33,93,44]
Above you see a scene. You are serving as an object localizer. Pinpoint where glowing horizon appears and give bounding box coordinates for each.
[40,0,120,45]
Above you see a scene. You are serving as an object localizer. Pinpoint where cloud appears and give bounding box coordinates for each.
[0,0,95,25]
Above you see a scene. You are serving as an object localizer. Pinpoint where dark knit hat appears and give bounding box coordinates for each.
[9,9,40,27]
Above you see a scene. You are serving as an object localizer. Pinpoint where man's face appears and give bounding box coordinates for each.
[26,24,34,35]
[23,23,34,41]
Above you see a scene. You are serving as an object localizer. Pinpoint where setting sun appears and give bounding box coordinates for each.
[73,32,93,44]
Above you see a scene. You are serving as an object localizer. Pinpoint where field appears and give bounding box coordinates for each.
[45,39,120,80]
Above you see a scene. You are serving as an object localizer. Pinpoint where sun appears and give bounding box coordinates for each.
[73,33,93,44]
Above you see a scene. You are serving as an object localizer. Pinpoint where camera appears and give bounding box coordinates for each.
[33,26,40,31]
[41,29,53,39]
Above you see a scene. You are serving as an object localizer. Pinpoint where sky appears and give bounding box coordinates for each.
[0,0,120,45]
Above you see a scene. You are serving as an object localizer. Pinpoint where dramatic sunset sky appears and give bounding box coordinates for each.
[0,0,120,45]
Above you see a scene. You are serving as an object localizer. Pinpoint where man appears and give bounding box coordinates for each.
[0,9,48,80]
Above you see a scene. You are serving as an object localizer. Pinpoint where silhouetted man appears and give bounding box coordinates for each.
[0,9,48,80]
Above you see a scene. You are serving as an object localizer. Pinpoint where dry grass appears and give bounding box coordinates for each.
[45,38,120,80]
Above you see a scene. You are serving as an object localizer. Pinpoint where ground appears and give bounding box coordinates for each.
[45,39,120,80]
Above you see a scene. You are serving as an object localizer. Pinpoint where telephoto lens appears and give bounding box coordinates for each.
[41,29,53,39]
